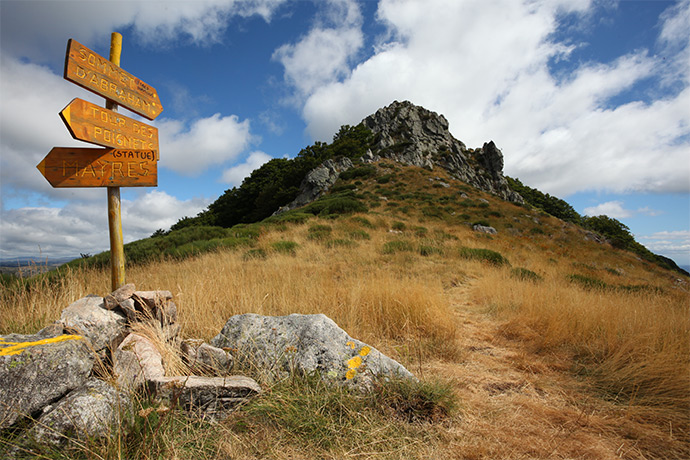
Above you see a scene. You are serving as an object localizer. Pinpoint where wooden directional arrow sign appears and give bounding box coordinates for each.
[60,98,159,154]
[64,39,163,120]
[37,147,157,188]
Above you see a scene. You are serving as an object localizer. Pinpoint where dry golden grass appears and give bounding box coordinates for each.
[2,197,689,458]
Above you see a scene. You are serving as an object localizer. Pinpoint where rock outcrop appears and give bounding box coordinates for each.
[275,101,523,215]
[276,157,354,214]
[364,101,523,204]
[210,313,415,386]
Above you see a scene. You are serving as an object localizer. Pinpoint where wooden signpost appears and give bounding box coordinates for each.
[60,98,159,154]
[37,33,163,290]
[37,147,157,188]
[64,38,163,120]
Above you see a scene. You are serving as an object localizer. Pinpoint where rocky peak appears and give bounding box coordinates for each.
[363,101,523,204]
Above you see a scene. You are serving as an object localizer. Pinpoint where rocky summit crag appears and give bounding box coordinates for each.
[363,101,523,204]
[279,101,523,213]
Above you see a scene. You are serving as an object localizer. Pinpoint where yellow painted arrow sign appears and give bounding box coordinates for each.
[37,147,157,188]
[60,98,159,154]
[64,39,163,120]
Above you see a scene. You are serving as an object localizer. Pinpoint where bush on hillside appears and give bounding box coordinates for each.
[458,247,509,266]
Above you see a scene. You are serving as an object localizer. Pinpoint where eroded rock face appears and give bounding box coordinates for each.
[0,333,94,429]
[210,313,415,386]
[364,101,524,204]
[28,378,131,446]
[276,157,354,214]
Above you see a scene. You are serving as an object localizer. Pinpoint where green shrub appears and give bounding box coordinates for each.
[264,212,312,225]
[271,240,299,254]
[421,206,444,219]
[510,267,542,282]
[348,229,371,240]
[339,165,376,181]
[303,195,368,216]
[351,216,374,228]
[413,226,428,237]
[568,274,608,290]
[376,174,394,184]
[458,247,509,266]
[419,245,443,257]
[383,240,414,254]
[331,184,357,193]
[326,239,356,248]
[229,224,262,239]
[243,248,267,260]
[392,221,406,231]
[307,224,332,241]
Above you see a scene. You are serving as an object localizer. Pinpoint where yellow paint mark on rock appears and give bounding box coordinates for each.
[0,334,84,357]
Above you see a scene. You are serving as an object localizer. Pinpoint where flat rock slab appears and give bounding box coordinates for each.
[149,375,261,419]
[0,334,94,429]
[28,378,131,446]
[210,313,415,385]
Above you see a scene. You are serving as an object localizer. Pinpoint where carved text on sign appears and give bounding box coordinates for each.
[60,98,159,153]
[37,148,157,188]
[64,39,163,120]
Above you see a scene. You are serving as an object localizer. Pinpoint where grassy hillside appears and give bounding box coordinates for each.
[2,160,688,459]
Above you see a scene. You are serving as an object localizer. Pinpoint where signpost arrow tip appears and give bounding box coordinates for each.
[36,158,46,177]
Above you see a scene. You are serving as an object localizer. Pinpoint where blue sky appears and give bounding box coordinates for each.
[1,0,688,267]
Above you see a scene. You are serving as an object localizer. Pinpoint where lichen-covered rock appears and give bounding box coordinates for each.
[59,295,127,353]
[149,375,261,420]
[113,333,165,391]
[28,378,131,446]
[210,313,414,386]
[0,333,94,429]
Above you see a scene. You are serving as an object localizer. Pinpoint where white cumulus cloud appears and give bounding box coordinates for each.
[157,114,255,176]
[272,0,363,100]
[283,0,690,197]
[583,201,632,219]
[0,191,210,259]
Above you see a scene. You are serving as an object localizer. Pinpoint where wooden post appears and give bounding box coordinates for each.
[106,32,125,291]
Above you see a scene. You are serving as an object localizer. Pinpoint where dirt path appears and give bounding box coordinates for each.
[420,281,685,460]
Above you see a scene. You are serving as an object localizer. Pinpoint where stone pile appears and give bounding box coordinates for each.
[1,285,414,449]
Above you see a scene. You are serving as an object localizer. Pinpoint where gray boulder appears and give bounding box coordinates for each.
[59,295,127,353]
[28,378,130,446]
[473,224,498,235]
[0,333,94,429]
[210,313,414,385]
[274,157,354,214]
